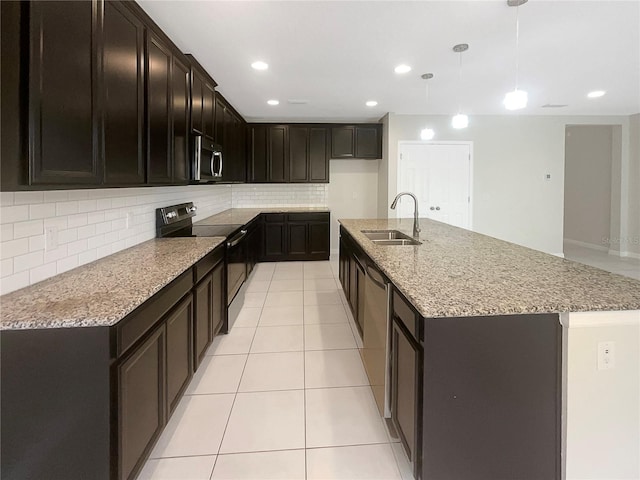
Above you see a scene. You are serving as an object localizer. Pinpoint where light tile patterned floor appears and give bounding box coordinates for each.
[139,261,411,480]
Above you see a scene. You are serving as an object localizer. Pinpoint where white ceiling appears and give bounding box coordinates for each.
[138,0,640,122]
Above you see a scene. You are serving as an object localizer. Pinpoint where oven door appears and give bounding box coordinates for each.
[226,228,247,305]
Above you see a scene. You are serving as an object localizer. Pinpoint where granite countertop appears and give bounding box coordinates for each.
[195,207,330,226]
[0,237,225,330]
[339,218,640,318]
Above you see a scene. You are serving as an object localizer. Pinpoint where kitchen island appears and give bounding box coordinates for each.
[339,218,640,480]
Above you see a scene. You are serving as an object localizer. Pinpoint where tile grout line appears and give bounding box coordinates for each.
[302,265,308,480]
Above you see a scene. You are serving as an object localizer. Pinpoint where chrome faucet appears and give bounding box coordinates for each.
[390,192,421,238]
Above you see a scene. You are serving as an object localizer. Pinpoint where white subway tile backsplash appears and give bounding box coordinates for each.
[56,201,79,216]
[67,239,88,256]
[1,224,14,242]
[1,259,13,278]
[57,255,78,273]
[14,191,44,205]
[58,228,78,245]
[77,224,96,240]
[1,239,30,260]
[14,251,44,273]
[43,191,69,203]
[29,203,56,219]
[0,271,29,294]
[78,249,97,265]
[29,261,57,284]
[0,182,326,295]
[68,213,89,228]
[29,234,45,252]
[1,205,30,224]
[78,199,97,213]
[14,219,44,239]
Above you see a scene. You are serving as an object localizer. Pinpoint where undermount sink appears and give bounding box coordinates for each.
[361,230,422,246]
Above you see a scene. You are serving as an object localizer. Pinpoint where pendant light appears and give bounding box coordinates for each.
[452,43,469,129]
[504,0,528,110]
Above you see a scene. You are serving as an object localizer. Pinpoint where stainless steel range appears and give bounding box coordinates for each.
[156,202,247,305]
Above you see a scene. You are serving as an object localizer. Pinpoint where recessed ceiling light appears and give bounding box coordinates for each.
[587,90,606,98]
[366,100,378,107]
[394,64,412,74]
[267,99,279,106]
[251,61,269,71]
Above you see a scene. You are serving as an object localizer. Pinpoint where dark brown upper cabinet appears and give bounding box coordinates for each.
[212,93,247,183]
[145,30,190,185]
[2,0,195,189]
[289,126,330,183]
[186,54,217,142]
[249,124,329,184]
[248,124,288,183]
[103,1,145,185]
[331,124,382,159]
[27,0,102,185]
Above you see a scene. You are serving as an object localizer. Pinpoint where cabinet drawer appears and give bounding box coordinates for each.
[263,213,285,223]
[287,212,329,222]
[193,245,224,284]
[393,290,420,341]
[117,270,192,356]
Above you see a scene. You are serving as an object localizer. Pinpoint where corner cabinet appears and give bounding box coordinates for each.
[248,124,289,183]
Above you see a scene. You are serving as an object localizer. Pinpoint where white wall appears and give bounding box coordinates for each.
[563,311,640,480]
[0,183,329,296]
[564,125,613,249]
[382,114,632,255]
[328,159,379,254]
[626,114,640,257]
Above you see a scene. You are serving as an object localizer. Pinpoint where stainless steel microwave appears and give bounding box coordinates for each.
[193,136,223,182]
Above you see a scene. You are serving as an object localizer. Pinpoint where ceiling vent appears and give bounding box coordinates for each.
[287,99,309,105]
[541,104,568,108]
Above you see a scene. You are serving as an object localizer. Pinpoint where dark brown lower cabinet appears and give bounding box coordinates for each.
[165,295,193,415]
[117,325,165,480]
[194,259,225,368]
[287,222,308,259]
[391,314,422,478]
[262,213,330,262]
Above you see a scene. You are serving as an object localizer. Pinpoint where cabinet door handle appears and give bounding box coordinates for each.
[194,136,202,181]
[430,206,435,211]
[435,206,440,211]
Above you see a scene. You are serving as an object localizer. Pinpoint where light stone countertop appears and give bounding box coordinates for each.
[195,207,330,226]
[0,237,225,330]
[339,218,640,318]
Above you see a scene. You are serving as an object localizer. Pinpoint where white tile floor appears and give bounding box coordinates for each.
[139,260,411,480]
[564,243,640,280]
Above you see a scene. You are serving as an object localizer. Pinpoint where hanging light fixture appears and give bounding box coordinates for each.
[451,43,469,129]
[504,0,528,110]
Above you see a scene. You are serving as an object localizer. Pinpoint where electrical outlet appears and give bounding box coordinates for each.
[126,212,134,229]
[597,341,615,370]
[45,226,58,251]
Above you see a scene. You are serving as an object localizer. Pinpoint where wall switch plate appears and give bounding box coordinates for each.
[597,341,615,370]
[45,226,58,251]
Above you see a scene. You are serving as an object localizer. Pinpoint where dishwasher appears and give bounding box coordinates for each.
[362,261,392,418]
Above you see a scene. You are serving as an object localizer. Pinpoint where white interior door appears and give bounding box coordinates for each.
[398,143,472,229]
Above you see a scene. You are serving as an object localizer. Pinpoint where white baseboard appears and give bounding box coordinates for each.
[553,252,565,258]
[619,250,640,260]
[563,238,608,252]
